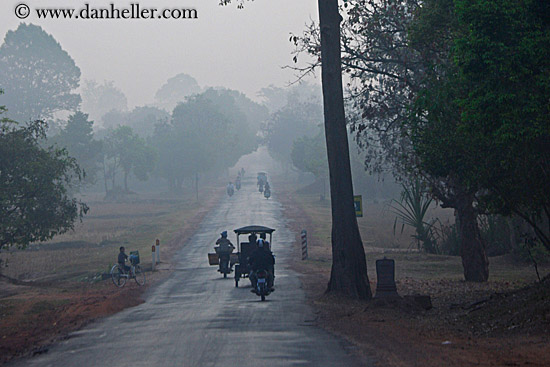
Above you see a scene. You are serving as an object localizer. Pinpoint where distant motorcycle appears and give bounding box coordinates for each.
[218,253,231,278]
[254,269,271,301]
[257,172,267,192]
[211,247,233,278]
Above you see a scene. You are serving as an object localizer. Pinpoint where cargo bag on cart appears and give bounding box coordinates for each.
[208,253,219,266]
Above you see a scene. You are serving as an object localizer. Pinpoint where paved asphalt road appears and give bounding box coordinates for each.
[11,177,370,367]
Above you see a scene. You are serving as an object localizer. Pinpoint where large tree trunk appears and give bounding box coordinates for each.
[111,162,116,190]
[318,0,372,299]
[168,177,174,192]
[123,170,129,192]
[195,172,199,202]
[102,158,108,194]
[455,192,489,282]
[176,177,183,193]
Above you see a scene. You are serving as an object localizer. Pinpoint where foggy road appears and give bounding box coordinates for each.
[10,176,369,367]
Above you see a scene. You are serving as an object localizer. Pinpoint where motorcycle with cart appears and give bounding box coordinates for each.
[208,239,238,278]
[232,225,275,297]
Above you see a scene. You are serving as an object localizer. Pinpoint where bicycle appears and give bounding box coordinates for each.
[110,251,145,287]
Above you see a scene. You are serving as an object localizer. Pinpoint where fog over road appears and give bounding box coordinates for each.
[10,176,369,367]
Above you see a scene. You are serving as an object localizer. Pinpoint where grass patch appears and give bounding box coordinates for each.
[0,190,213,282]
[293,191,549,283]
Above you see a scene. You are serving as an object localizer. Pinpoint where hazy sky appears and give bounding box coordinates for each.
[0,0,320,108]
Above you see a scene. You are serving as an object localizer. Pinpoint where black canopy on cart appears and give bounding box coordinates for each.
[234,225,275,235]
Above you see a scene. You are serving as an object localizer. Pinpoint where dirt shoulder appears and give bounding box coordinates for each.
[0,187,223,364]
[276,181,550,367]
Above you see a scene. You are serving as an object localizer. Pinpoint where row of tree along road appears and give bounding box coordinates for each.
[224,0,550,297]
[0,23,263,252]
[1,1,549,299]
[290,0,549,286]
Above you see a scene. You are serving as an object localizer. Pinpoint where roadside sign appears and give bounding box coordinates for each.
[354,195,363,217]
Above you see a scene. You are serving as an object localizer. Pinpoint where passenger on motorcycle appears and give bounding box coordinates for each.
[257,232,270,250]
[248,240,275,290]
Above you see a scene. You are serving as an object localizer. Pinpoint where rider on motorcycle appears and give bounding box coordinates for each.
[226,182,235,196]
[248,240,275,291]
[263,181,271,198]
[215,231,235,272]
[216,231,235,252]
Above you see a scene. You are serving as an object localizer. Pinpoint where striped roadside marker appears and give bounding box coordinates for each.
[301,230,308,260]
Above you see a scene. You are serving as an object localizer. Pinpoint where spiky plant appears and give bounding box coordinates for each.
[391,179,439,254]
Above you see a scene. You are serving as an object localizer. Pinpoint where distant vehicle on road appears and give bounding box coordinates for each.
[257,172,267,192]
[264,181,271,199]
[226,182,235,197]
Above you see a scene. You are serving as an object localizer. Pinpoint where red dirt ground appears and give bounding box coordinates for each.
[279,187,550,367]
[0,281,145,362]
[0,188,222,365]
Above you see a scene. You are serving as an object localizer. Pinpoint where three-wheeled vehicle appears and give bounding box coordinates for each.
[233,225,275,288]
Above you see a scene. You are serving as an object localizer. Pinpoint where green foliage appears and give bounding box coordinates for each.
[391,180,439,254]
[259,83,321,114]
[516,238,550,265]
[102,106,169,138]
[407,0,475,186]
[152,89,259,192]
[171,92,245,172]
[0,106,88,249]
[197,88,262,158]
[479,215,512,257]
[81,80,127,124]
[154,73,201,112]
[291,131,328,180]
[0,24,81,121]
[151,121,184,191]
[263,99,322,165]
[410,0,550,250]
[50,112,102,186]
[102,126,156,193]
[452,0,550,249]
[438,223,461,256]
[203,88,269,133]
